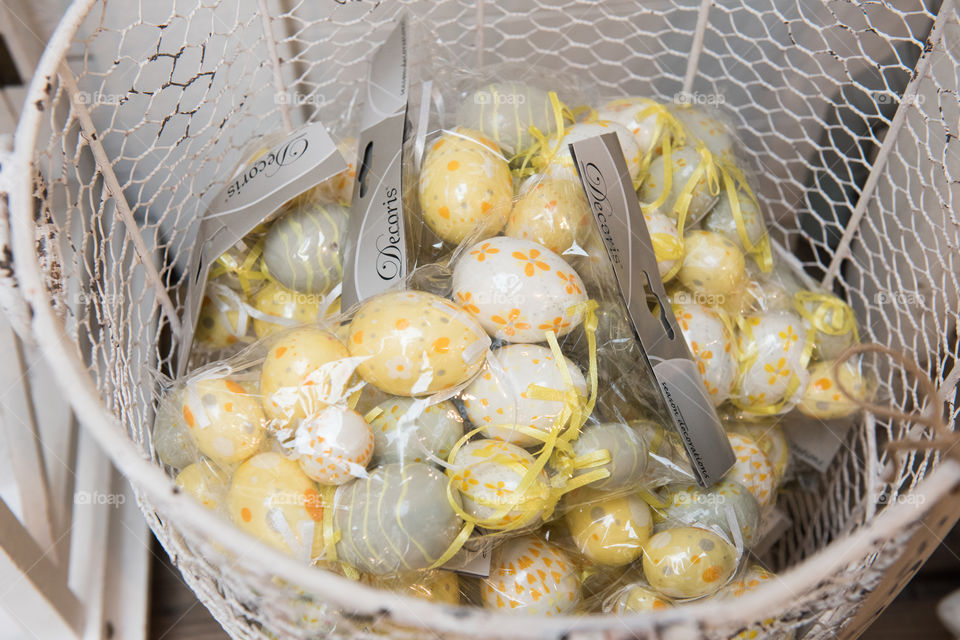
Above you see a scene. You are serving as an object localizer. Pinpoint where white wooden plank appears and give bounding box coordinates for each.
[101,474,150,640]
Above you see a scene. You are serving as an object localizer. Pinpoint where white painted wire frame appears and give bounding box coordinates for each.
[3,0,960,638]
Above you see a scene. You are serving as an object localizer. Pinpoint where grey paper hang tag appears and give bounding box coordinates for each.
[177,122,346,375]
[341,18,409,309]
[568,132,735,487]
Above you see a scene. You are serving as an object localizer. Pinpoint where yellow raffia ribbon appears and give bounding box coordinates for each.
[717,160,773,272]
[630,100,686,180]
[208,237,268,296]
[793,290,859,341]
[511,91,577,180]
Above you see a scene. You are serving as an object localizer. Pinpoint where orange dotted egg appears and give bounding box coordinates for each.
[724,433,775,509]
[799,360,869,420]
[295,406,373,485]
[642,526,737,599]
[482,536,581,615]
[181,378,265,465]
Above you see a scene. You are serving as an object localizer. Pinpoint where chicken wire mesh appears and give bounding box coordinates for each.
[3,0,960,638]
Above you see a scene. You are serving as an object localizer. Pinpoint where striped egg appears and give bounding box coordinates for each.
[572,423,648,492]
[799,360,869,420]
[251,281,324,339]
[608,583,673,614]
[678,231,747,297]
[294,405,373,485]
[642,527,737,599]
[638,146,720,225]
[227,452,325,560]
[659,479,761,547]
[262,202,348,294]
[505,176,591,255]
[368,397,464,466]
[672,104,736,163]
[595,97,663,155]
[544,121,642,182]
[449,439,551,530]
[565,488,652,566]
[334,462,462,574]
[418,129,513,244]
[348,290,490,396]
[725,433,775,509]
[673,302,737,406]
[456,82,560,155]
[461,343,587,447]
[734,310,810,412]
[452,236,588,343]
[643,208,682,278]
[482,536,581,615]
[181,378,265,465]
[175,462,229,511]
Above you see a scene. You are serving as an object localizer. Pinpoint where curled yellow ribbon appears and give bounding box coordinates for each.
[512,91,577,180]
[208,237,268,296]
[717,160,773,272]
[793,290,859,341]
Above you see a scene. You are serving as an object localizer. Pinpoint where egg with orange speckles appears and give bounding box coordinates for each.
[181,378,265,465]
[259,328,352,428]
[348,290,490,397]
[659,479,761,547]
[482,535,581,615]
[717,564,777,600]
[799,360,869,420]
[504,176,591,255]
[673,301,737,406]
[739,421,789,487]
[638,146,720,225]
[419,129,513,244]
[725,432,775,509]
[461,343,587,447]
[565,488,653,566]
[544,121,643,182]
[595,97,663,155]
[608,583,673,614]
[678,230,746,297]
[294,405,374,485]
[643,207,682,278]
[368,397,463,466]
[452,236,588,343]
[226,452,325,560]
[642,527,737,599]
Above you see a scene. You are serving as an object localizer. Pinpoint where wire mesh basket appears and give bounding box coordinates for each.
[3,0,960,638]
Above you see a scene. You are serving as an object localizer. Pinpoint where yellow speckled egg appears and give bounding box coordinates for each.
[194,291,247,348]
[734,310,810,412]
[449,439,551,530]
[175,462,229,511]
[294,405,373,485]
[725,433,775,509]
[545,121,642,182]
[659,479,761,547]
[608,583,673,614]
[348,290,490,397]
[259,328,351,427]
[181,378,265,465]
[565,488,652,566]
[368,397,464,466]
[483,536,581,615]
[251,281,326,338]
[673,302,737,406]
[642,527,737,599]
[799,360,869,420]
[672,104,736,163]
[418,129,513,244]
[740,421,789,487]
[227,452,324,560]
[717,564,776,600]
[505,176,591,255]
[639,147,720,225]
[678,231,746,297]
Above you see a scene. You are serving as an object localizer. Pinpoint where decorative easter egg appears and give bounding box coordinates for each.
[642,527,737,599]
[638,146,719,225]
[565,488,653,566]
[369,570,461,605]
[672,104,736,163]
[259,328,352,427]
[595,97,663,154]
[293,405,373,484]
[544,121,642,182]
[461,343,587,447]
[608,583,673,614]
[452,236,588,343]
[643,208,682,278]
[734,310,810,412]
[659,480,761,547]
[227,452,324,560]
[334,462,462,574]
[348,290,490,396]
[194,289,247,348]
[263,202,348,294]
[482,536,581,615]
[175,462,229,511]
[456,82,559,155]
[449,439,551,530]
[251,281,325,338]
[318,137,357,205]
[572,423,648,492]
[717,565,776,600]
[505,176,591,255]
[181,378,265,465]
[418,129,513,244]
[799,360,869,420]
[725,433,775,508]
[678,230,746,297]
[154,389,198,470]
[794,292,859,361]
[369,397,464,466]
[702,188,767,256]
[739,421,789,487]
[673,302,737,405]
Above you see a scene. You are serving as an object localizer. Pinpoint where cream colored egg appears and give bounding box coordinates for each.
[452,236,588,343]
[348,290,490,396]
[227,452,324,560]
[154,388,198,470]
[678,231,746,297]
[596,97,663,154]
[456,82,559,155]
[461,343,587,447]
[608,583,673,614]
[544,121,642,182]
[368,397,464,466]
[672,104,736,163]
[565,488,652,566]
[251,281,325,338]
[449,439,551,530]
[673,302,737,405]
[642,527,737,599]
[418,129,513,244]
[482,536,581,615]
[643,208,682,278]
[725,433,776,509]
[659,479,761,547]
[175,462,229,511]
[734,310,810,412]
[194,292,247,348]
[799,360,869,420]
[259,328,352,427]
[505,176,591,255]
[181,378,265,465]
[572,423,648,492]
[639,146,719,225]
[294,405,373,485]
[702,188,768,257]
[740,421,789,487]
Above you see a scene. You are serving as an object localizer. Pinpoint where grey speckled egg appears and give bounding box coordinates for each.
[334,462,462,574]
[263,202,349,294]
[572,423,648,491]
[658,479,761,547]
